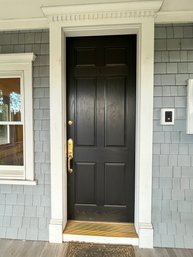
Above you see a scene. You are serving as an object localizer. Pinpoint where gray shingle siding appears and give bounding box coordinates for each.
[0,25,193,247]
[0,30,50,241]
[153,24,193,248]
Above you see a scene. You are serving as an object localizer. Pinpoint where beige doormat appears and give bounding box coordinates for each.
[66,242,135,257]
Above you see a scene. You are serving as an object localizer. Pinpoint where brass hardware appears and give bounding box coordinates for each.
[68,120,73,126]
[67,138,73,173]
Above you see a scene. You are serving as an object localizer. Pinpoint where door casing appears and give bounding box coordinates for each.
[47,2,157,247]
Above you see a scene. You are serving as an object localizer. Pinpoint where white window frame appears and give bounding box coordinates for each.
[0,53,36,185]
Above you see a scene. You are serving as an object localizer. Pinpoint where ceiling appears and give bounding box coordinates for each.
[0,0,192,20]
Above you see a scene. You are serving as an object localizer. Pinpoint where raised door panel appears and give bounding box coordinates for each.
[104,163,126,206]
[105,77,126,146]
[75,47,97,66]
[105,47,127,66]
[75,162,96,204]
[76,78,96,146]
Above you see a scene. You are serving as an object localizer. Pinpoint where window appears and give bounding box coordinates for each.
[0,54,36,185]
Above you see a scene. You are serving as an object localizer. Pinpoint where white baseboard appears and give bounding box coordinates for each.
[49,219,63,243]
[138,223,153,248]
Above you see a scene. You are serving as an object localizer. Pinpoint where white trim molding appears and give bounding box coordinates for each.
[0,179,37,185]
[0,53,35,63]
[0,1,193,31]
[0,18,48,31]
[42,1,163,22]
[46,1,161,248]
[49,218,64,243]
[138,223,154,248]
[49,24,67,243]
[156,10,193,24]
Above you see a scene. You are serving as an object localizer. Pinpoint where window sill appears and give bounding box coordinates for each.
[0,179,37,185]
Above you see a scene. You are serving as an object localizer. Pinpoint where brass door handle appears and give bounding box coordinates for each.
[68,155,73,173]
[67,138,73,173]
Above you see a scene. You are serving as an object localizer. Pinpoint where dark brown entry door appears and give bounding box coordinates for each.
[67,35,136,222]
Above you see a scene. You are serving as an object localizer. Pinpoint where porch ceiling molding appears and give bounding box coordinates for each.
[41,1,163,22]
[156,10,193,23]
[0,18,48,31]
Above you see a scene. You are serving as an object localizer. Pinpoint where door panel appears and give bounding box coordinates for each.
[104,163,126,205]
[105,47,127,65]
[76,78,96,146]
[105,77,126,146]
[67,35,136,222]
[75,163,96,204]
[76,47,97,66]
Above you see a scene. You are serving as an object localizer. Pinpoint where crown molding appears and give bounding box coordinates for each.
[42,1,163,22]
[0,18,48,31]
[0,53,36,64]
[156,10,193,24]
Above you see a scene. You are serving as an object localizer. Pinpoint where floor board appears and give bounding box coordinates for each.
[0,239,193,257]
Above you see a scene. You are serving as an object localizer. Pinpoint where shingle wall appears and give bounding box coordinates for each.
[153,24,193,248]
[0,30,50,241]
[0,25,193,246]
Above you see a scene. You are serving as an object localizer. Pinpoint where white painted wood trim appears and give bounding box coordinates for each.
[138,223,154,248]
[24,62,35,181]
[0,53,35,63]
[0,1,193,31]
[48,1,156,248]
[0,54,36,183]
[0,179,37,185]
[156,11,193,24]
[63,24,138,37]
[63,234,139,246]
[49,24,67,243]
[0,121,23,125]
[43,1,163,14]
[42,1,163,21]
[136,19,154,248]
[49,218,64,243]
[0,18,48,31]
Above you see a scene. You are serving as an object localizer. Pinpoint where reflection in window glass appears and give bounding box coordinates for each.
[0,90,8,121]
[0,125,23,166]
[0,125,9,145]
[0,78,23,166]
[10,92,21,121]
[0,78,21,122]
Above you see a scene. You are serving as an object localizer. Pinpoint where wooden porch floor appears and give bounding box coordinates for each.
[1,239,193,257]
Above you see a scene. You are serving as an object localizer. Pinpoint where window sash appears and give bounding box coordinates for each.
[0,75,25,177]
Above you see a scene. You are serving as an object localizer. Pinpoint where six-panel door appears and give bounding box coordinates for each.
[67,35,136,222]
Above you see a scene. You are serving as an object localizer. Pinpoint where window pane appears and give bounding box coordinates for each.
[0,78,21,121]
[0,125,23,165]
[0,125,9,145]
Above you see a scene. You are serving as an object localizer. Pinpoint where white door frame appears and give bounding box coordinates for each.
[42,1,163,248]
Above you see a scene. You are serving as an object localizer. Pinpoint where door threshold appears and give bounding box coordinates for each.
[63,220,139,246]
